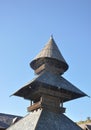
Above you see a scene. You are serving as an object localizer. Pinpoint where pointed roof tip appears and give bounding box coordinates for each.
[30,36,69,72]
[49,34,56,43]
[50,34,53,39]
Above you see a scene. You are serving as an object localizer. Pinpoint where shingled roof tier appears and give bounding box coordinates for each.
[13,71,87,102]
[0,113,22,129]
[30,36,69,73]
[6,109,82,130]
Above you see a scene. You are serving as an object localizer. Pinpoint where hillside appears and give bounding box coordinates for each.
[77,118,91,125]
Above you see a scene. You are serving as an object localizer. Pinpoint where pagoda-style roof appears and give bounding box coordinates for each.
[13,71,87,102]
[9,36,87,129]
[6,109,82,130]
[30,36,68,72]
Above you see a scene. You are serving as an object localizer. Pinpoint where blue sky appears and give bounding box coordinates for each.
[0,0,91,122]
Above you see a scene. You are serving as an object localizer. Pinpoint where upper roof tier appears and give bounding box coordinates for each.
[30,36,69,73]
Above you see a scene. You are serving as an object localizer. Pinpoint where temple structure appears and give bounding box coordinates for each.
[6,36,86,130]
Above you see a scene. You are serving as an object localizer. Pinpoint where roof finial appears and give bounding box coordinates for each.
[50,34,53,39]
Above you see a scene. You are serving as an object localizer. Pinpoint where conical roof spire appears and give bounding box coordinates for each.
[30,36,69,74]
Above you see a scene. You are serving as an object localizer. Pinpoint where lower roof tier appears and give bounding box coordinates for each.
[6,109,82,130]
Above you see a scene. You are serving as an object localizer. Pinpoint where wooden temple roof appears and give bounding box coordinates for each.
[9,36,86,130]
[13,71,87,102]
[12,36,87,103]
